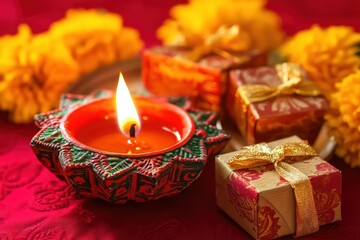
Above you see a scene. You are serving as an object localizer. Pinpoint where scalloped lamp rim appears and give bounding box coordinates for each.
[59,96,196,158]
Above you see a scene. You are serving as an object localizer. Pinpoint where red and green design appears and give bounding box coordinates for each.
[30,92,230,203]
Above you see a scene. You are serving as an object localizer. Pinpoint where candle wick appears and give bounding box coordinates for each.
[129,124,136,138]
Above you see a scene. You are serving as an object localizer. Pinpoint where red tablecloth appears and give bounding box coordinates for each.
[1,112,360,240]
[1,1,360,239]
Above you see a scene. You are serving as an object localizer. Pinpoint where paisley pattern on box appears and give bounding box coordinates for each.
[310,173,341,225]
[315,162,339,175]
[257,205,281,240]
[257,96,326,114]
[227,174,258,224]
[233,169,262,183]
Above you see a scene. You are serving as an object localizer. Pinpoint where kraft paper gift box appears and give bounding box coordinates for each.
[215,136,341,239]
[225,63,328,145]
[142,46,266,112]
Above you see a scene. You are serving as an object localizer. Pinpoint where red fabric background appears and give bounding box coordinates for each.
[1,1,360,239]
[1,0,360,45]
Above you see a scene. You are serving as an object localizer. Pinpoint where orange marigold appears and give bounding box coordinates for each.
[326,70,360,167]
[0,26,80,123]
[281,25,360,99]
[0,9,143,123]
[49,9,143,74]
[157,0,283,53]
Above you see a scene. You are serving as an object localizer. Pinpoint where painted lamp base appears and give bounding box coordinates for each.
[30,92,230,203]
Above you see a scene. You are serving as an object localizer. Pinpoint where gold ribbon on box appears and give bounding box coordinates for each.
[238,63,322,104]
[228,141,320,237]
[173,25,252,64]
[233,63,322,142]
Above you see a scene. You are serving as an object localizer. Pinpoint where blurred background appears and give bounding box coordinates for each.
[1,0,360,47]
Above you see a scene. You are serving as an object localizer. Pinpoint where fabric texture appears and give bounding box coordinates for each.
[1,1,360,239]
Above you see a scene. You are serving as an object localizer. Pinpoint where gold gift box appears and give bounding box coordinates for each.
[216,136,341,239]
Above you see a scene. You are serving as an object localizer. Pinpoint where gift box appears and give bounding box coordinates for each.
[142,46,266,112]
[226,63,328,144]
[215,136,341,239]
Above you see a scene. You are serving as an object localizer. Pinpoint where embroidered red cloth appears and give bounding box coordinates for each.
[1,1,360,239]
[1,112,360,239]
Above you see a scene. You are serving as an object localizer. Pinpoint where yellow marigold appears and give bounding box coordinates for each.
[0,9,142,123]
[49,9,143,73]
[326,70,360,167]
[281,25,360,98]
[0,24,32,61]
[115,27,143,61]
[0,26,80,123]
[157,0,283,53]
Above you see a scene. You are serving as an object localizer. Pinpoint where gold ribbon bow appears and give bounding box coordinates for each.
[239,63,322,104]
[228,141,319,237]
[174,25,252,64]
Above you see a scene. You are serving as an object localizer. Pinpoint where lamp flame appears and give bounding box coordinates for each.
[116,73,141,138]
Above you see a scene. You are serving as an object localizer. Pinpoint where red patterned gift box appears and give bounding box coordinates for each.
[142,46,266,112]
[226,64,328,145]
[215,136,341,239]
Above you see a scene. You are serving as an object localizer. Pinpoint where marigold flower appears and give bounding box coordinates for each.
[0,26,79,123]
[326,70,360,167]
[157,0,283,53]
[49,9,143,74]
[0,9,143,123]
[281,25,360,98]
[115,27,143,61]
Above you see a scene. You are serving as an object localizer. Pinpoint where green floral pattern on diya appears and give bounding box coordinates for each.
[31,92,230,203]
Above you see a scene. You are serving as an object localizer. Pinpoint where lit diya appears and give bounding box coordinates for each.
[31,73,230,203]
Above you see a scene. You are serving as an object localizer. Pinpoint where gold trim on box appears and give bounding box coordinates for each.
[228,141,320,236]
[234,63,323,144]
